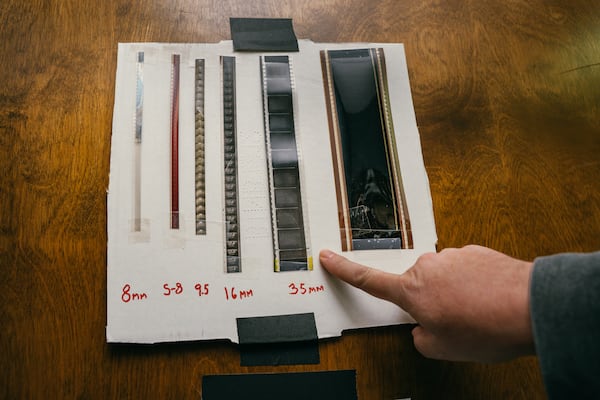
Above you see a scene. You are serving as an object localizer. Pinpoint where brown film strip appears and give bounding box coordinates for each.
[195,59,206,235]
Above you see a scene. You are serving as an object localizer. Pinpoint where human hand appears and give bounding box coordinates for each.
[319,245,535,362]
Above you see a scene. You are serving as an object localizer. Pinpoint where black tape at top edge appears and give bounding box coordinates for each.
[230,18,299,52]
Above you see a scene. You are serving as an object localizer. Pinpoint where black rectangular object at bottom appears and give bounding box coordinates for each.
[202,370,357,400]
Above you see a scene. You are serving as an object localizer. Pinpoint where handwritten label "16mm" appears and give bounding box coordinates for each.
[224,286,253,301]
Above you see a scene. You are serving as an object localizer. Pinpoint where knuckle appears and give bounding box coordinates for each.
[352,265,374,288]
[415,252,436,266]
[439,247,459,255]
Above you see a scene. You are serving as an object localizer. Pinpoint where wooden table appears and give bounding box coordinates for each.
[1,1,598,398]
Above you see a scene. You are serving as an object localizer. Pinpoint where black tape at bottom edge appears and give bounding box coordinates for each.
[202,370,357,400]
[236,313,319,366]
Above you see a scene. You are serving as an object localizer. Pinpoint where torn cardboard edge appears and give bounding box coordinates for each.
[202,370,357,400]
[230,17,299,52]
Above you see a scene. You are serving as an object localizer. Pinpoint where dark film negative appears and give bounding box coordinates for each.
[321,48,413,251]
[261,55,312,272]
[195,59,206,235]
[222,56,241,273]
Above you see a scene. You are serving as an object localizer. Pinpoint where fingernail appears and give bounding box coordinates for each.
[319,249,335,260]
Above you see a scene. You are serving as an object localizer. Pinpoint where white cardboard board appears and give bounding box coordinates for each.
[107,40,437,343]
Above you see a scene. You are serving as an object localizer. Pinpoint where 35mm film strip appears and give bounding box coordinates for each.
[321,48,413,251]
[261,56,312,272]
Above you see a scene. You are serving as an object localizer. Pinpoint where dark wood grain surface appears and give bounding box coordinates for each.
[1,1,598,398]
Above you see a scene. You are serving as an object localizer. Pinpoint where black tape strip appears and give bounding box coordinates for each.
[230,18,299,52]
[202,370,358,400]
[239,340,319,366]
[237,313,317,343]
[237,313,319,366]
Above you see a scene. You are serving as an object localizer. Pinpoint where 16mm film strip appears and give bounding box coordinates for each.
[261,55,312,272]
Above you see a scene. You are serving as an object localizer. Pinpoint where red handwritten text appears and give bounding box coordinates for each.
[163,282,183,296]
[121,284,148,303]
[194,283,210,297]
[224,286,253,301]
[289,282,325,295]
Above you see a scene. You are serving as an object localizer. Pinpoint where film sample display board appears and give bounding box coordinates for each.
[107,41,437,343]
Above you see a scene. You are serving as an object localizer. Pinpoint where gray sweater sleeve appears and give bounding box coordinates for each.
[530,251,600,399]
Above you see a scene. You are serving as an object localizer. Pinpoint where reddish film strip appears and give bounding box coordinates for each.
[170,54,180,229]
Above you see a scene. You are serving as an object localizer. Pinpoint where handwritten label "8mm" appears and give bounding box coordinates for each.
[121,284,148,303]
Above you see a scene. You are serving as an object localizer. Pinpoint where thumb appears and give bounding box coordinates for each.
[319,249,407,307]
[412,325,435,358]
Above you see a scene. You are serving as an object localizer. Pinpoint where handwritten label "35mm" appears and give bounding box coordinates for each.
[288,282,325,295]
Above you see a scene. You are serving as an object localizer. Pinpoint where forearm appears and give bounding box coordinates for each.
[530,251,600,399]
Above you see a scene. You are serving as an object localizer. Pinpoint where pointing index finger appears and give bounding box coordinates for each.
[319,249,408,308]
